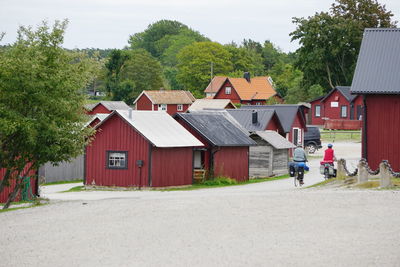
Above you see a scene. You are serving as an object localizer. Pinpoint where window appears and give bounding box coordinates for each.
[177,104,183,111]
[107,151,127,169]
[256,102,261,106]
[315,105,321,117]
[158,104,167,111]
[341,105,348,118]
[331,101,339,107]
[225,87,231,95]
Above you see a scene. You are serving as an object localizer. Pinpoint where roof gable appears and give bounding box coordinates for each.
[204,76,228,93]
[96,110,203,148]
[254,131,296,149]
[135,90,195,104]
[228,76,277,101]
[321,86,356,103]
[351,28,400,94]
[86,101,130,112]
[176,113,256,146]
[226,109,276,132]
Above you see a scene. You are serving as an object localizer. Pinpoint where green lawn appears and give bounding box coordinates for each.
[42,180,83,186]
[320,130,361,142]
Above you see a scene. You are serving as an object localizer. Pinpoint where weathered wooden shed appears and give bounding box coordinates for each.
[351,28,400,171]
[85,110,203,188]
[175,112,256,182]
[249,131,296,178]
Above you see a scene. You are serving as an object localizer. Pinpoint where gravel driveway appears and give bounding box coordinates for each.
[3,142,399,267]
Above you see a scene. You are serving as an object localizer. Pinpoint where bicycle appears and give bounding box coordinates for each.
[289,162,306,187]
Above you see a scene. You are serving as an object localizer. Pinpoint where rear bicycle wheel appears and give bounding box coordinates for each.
[294,173,298,187]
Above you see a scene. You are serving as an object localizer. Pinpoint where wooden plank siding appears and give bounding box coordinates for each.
[39,155,84,183]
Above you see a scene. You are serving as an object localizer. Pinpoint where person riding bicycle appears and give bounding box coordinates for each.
[323,144,336,163]
[293,143,307,185]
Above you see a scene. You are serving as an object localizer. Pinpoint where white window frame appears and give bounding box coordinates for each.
[177,104,183,111]
[292,127,302,146]
[225,87,231,95]
[315,105,321,117]
[341,105,347,118]
[256,102,261,106]
[158,104,167,111]
[107,151,128,169]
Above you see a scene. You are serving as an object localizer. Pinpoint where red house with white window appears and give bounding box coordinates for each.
[134,90,195,115]
[85,110,203,188]
[204,73,282,104]
[309,86,363,129]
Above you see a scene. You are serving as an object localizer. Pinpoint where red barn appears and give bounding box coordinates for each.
[351,28,400,171]
[85,110,203,188]
[85,101,130,115]
[204,73,282,104]
[134,90,195,115]
[175,112,256,182]
[0,166,38,203]
[309,86,363,129]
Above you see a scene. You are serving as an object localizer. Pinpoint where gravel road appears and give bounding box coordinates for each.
[3,142,399,267]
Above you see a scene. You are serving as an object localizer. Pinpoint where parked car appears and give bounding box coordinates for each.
[304,126,322,154]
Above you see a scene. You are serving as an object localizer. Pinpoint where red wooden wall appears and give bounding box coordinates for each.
[214,80,241,104]
[310,99,324,125]
[153,104,190,115]
[135,94,153,111]
[214,147,249,182]
[87,104,111,115]
[0,166,37,203]
[364,95,400,171]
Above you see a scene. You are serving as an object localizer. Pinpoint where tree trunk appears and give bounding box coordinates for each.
[3,178,23,209]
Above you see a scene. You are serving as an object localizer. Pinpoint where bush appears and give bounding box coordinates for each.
[202,176,238,186]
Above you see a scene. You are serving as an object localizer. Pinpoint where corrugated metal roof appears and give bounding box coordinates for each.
[176,113,256,147]
[351,28,400,94]
[84,113,109,127]
[134,90,195,104]
[100,110,203,148]
[240,105,304,133]
[97,101,131,111]
[255,131,296,149]
[188,99,235,112]
[226,109,275,132]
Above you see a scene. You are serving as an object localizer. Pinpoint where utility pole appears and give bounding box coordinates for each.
[210,61,214,92]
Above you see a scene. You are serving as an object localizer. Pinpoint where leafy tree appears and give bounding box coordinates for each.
[307,84,325,100]
[262,40,284,71]
[176,42,233,97]
[105,49,163,103]
[224,44,264,76]
[269,61,303,98]
[0,20,97,208]
[291,0,397,90]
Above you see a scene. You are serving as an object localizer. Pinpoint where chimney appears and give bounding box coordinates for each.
[128,108,133,119]
[252,110,258,124]
[244,72,251,82]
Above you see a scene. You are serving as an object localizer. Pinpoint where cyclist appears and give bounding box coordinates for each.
[293,143,307,185]
[323,144,336,163]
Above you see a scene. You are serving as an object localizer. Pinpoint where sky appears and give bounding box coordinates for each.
[1,0,400,52]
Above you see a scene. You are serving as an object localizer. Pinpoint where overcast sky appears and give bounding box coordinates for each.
[1,0,399,52]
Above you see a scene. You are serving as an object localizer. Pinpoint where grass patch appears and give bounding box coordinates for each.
[305,178,337,189]
[0,198,49,213]
[321,130,361,142]
[42,179,83,186]
[61,186,86,193]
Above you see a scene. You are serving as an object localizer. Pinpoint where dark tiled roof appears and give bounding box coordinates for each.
[226,109,275,132]
[176,113,256,147]
[351,28,400,94]
[321,86,356,103]
[240,105,304,133]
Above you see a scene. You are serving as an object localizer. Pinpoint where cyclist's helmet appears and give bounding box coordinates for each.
[328,144,333,148]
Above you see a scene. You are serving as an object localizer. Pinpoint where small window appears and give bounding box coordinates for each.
[225,87,231,95]
[315,105,321,117]
[256,102,261,106]
[158,104,167,111]
[177,104,183,111]
[341,105,347,118]
[107,151,128,169]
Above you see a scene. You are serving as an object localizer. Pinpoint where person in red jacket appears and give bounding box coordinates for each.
[323,144,336,163]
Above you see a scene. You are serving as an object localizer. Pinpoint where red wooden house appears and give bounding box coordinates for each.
[351,28,400,171]
[241,105,307,147]
[85,110,203,188]
[85,101,131,115]
[175,112,256,182]
[204,73,282,104]
[0,166,38,203]
[134,90,195,115]
[309,86,363,129]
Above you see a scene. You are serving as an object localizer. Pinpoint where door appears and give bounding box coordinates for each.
[293,128,299,145]
[194,151,202,169]
[357,105,363,120]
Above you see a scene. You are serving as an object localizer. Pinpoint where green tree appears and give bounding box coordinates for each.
[105,49,163,103]
[269,61,304,99]
[176,42,233,97]
[291,0,397,90]
[224,44,264,76]
[0,20,97,208]
[307,84,325,100]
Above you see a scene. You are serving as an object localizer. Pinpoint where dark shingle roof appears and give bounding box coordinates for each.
[240,105,304,133]
[351,28,400,94]
[176,113,256,147]
[226,109,276,132]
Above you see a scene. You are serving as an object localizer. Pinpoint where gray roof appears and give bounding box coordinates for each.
[188,99,235,112]
[88,101,131,111]
[176,113,256,147]
[97,110,203,148]
[226,109,276,132]
[240,105,304,133]
[84,113,109,127]
[255,131,296,149]
[351,28,400,94]
[321,86,356,103]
